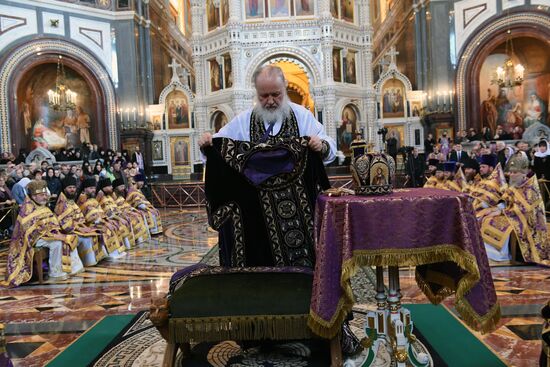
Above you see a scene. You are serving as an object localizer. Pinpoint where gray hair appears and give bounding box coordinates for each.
[252,65,286,88]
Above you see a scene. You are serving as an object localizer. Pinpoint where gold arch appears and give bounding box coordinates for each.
[272,60,314,111]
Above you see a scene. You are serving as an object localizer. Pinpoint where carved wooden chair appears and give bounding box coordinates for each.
[33,248,49,284]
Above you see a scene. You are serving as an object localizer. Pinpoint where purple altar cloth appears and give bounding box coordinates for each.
[308,188,500,338]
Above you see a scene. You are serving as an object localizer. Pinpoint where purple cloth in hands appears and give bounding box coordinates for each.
[242,148,295,185]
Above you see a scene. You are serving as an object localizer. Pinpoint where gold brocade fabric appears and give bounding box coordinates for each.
[54,192,104,262]
[115,194,149,243]
[127,187,163,232]
[3,197,78,287]
[77,194,126,255]
[97,192,133,247]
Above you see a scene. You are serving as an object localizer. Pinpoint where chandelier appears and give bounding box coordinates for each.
[491,30,524,88]
[47,56,77,111]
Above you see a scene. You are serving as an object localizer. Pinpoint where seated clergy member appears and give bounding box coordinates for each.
[480,152,550,265]
[96,178,134,249]
[77,178,127,259]
[440,161,466,192]
[112,178,149,245]
[4,180,84,287]
[127,174,163,235]
[54,176,104,267]
[468,154,506,216]
[424,163,446,189]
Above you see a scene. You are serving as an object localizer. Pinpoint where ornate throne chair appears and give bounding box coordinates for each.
[151,265,342,367]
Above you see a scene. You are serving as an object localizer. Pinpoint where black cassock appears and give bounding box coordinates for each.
[204,137,330,268]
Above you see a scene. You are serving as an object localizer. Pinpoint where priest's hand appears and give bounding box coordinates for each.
[308,135,323,152]
[198,133,213,148]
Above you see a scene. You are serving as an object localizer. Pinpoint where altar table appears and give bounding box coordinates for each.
[307,188,500,338]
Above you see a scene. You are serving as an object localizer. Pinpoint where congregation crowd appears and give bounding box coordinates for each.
[0,144,164,287]
[403,131,550,266]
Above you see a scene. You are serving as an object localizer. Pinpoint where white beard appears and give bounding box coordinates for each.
[254,95,291,123]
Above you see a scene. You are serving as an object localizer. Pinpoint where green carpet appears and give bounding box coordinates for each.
[407,304,506,367]
[46,314,135,367]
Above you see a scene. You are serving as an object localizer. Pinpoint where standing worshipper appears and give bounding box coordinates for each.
[4,180,83,287]
[424,133,435,156]
[54,176,103,267]
[131,145,145,173]
[405,147,425,187]
[127,174,163,235]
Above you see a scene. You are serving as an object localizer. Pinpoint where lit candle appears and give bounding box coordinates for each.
[132,107,137,121]
[126,108,130,122]
[118,109,122,121]
[448,90,453,109]
[428,94,432,110]
[437,92,441,106]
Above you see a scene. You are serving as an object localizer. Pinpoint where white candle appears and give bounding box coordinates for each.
[126,108,130,122]
[133,108,137,121]
[437,92,440,106]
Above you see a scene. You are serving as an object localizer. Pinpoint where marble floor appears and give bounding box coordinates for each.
[0,208,546,367]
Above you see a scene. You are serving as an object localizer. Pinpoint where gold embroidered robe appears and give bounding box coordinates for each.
[127,186,163,234]
[54,192,104,262]
[77,194,126,255]
[4,197,78,287]
[97,191,134,247]
[114,193,149,244]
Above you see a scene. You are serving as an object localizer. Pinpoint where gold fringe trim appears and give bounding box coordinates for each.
[169,314,313,343]
[307,244,501,338]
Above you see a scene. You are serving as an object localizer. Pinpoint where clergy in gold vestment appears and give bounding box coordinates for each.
[113,178,149,245]
[468,155,506,216]
[423,163,446,189]
[77,178,127,259]
[54,176,104,266]
[479,152,550,265]
[440,162,466,193]
[96,178,134,249]
[127,174,163,235]
[4,180,83,287]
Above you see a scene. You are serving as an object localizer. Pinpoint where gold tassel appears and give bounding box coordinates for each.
[169,314,312,343]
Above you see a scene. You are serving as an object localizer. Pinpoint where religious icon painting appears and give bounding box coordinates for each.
[209,59,222,92]
[184,0,192,36]
[269,0,290,18]
[382,79,405,118]
[337,104,358,156]
[344,51,357,84]
[206,0,220,31]
[332,48,342,82]
[221,0,230,25]
[295,0,314,16]
[245,0,264,19]
[224,56,233,88]
[369,161,389,186]
[166,90,190,129]
[330,0,339,18]
[411,101,422,117]
[170,136,190,166]
[342,0,354,22]
[387,125,405,149]
[212,111,228,133]
[152,140,164,161]
[152,115,162,130]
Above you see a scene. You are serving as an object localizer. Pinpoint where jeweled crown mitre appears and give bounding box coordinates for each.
[350,139,396,195]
